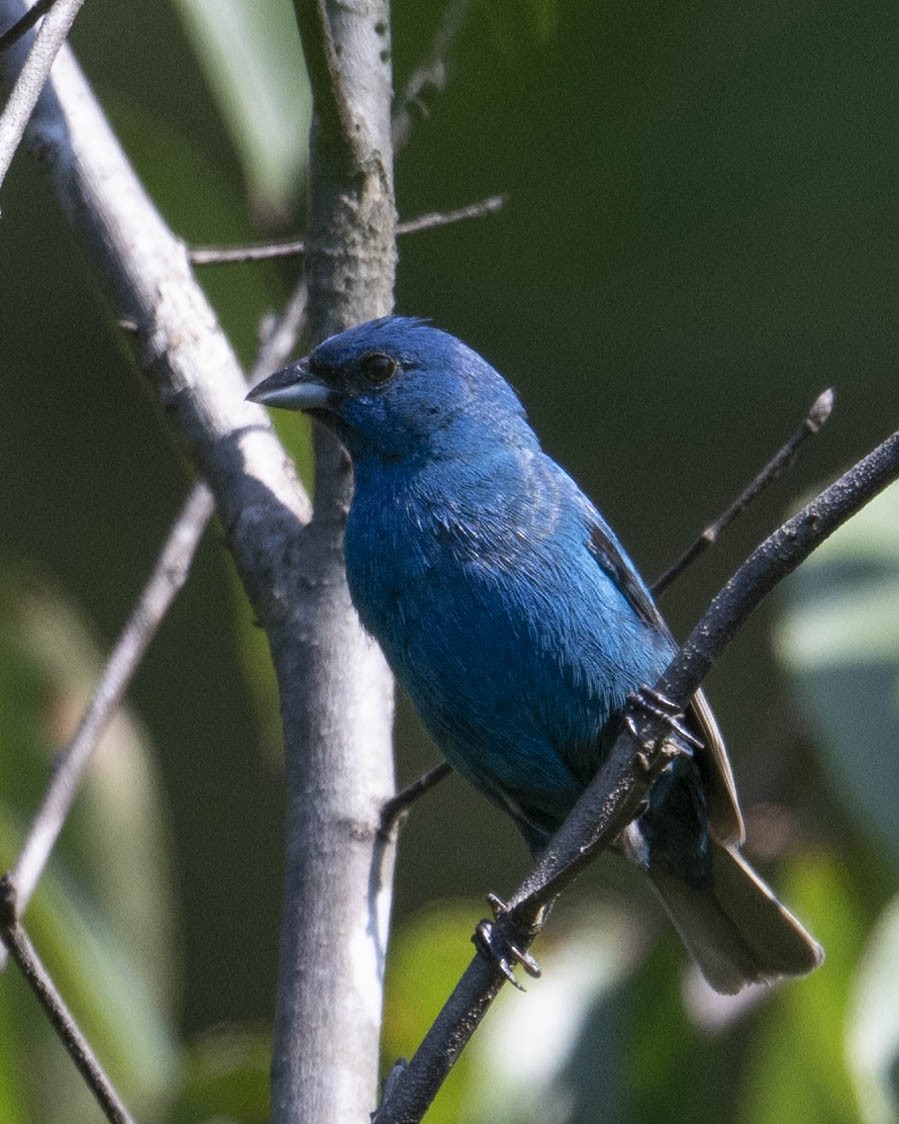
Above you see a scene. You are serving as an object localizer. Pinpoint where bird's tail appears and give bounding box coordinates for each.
[647,841,824,995]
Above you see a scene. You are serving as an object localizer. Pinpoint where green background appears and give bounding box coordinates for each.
[1,0,898,1119]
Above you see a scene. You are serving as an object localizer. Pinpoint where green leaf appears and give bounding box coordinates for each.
[382,900,483,1124]
[486,0,559,52]
[171,0,311,220]
[738,854,864,1124]
[775,482,899,867]
[847,894,899,1124]
[0,569,181,1119]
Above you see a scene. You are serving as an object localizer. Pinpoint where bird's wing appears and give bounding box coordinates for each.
[587,519,745,847]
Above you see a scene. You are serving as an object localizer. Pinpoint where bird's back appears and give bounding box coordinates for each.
[346,441,674,844]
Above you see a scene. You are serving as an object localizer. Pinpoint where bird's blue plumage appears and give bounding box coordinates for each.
[248,316,823,992]
[305,317,684,850]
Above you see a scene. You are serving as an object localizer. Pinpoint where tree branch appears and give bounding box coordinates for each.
[1,0,398,1117]
[0,0,85,189]
[262,2,398,1120]
[0,6,401,1122]
[653,388,835,595]
[0,878,135,1124]
[189,194,506,266]
[0,0,54,52]
[375,425,899,1123]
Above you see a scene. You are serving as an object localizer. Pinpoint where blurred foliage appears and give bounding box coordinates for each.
[0,572,179,1120]
[1,0,898,1119]
[171,0,312,223]
[776,484,899,869]
[775,483,899,1124]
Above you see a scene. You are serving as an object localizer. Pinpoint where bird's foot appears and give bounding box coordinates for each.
[473,893,542,990]
[625,685,704,765]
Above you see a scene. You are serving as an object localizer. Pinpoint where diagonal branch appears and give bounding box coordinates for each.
[0,0,54,52]
[653,388,835,595]
[375,425,899,1123]
[0,0,86,188]
[0,878,134,1124]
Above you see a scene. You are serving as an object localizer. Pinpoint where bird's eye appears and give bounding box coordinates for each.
[359,352,398,385]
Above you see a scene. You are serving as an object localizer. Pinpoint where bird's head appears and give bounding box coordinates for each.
[246,317,534,462]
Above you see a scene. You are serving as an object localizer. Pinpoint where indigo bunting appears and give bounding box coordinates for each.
[248,317,823,993]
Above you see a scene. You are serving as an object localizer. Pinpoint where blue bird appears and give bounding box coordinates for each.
[248,317,823,993]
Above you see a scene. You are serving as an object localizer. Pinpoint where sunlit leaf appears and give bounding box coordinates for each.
[775,482,899,866]
[171,0,311,220]
[738,854,864,1124]
[0,570,180,1119]
[847,894,899,1124]
[384,898,642,1124]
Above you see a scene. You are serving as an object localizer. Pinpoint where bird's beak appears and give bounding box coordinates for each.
[245,357,334,412]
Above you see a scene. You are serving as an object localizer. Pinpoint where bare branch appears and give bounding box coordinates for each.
[251,276,309,383]
[653,388,835,595]
[0,877,135,1124]
[0,5,312,584]
[0,0,54,52]
[262,2,398,1119]
[397,194,506,236]
[380,761,452,836]
[375,424,899,1123]
[0,12,329,1118]
[0,0,85,189]
[190,194,506,266]
[190,236,310,267]
[0,2,402,1118]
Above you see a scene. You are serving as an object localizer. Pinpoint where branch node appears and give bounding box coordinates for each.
[0,872,18,928]
[807,387,835,432]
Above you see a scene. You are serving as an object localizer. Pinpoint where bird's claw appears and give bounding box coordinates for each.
[474,895,542,988]
[626,685,703,752]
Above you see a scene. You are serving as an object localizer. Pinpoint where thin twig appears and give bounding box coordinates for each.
[0,0,53,52]
[189,236,307,267]
[392,0,475,153]
[652,388,835,596]
[251,276,309,382]
[0,877,135,1124]
[0,0,86,189]
[397,195,506,236]
[375,425,899,1123]
[1,483,213,959]
[190,195,506,266]
[380,761,453,836]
